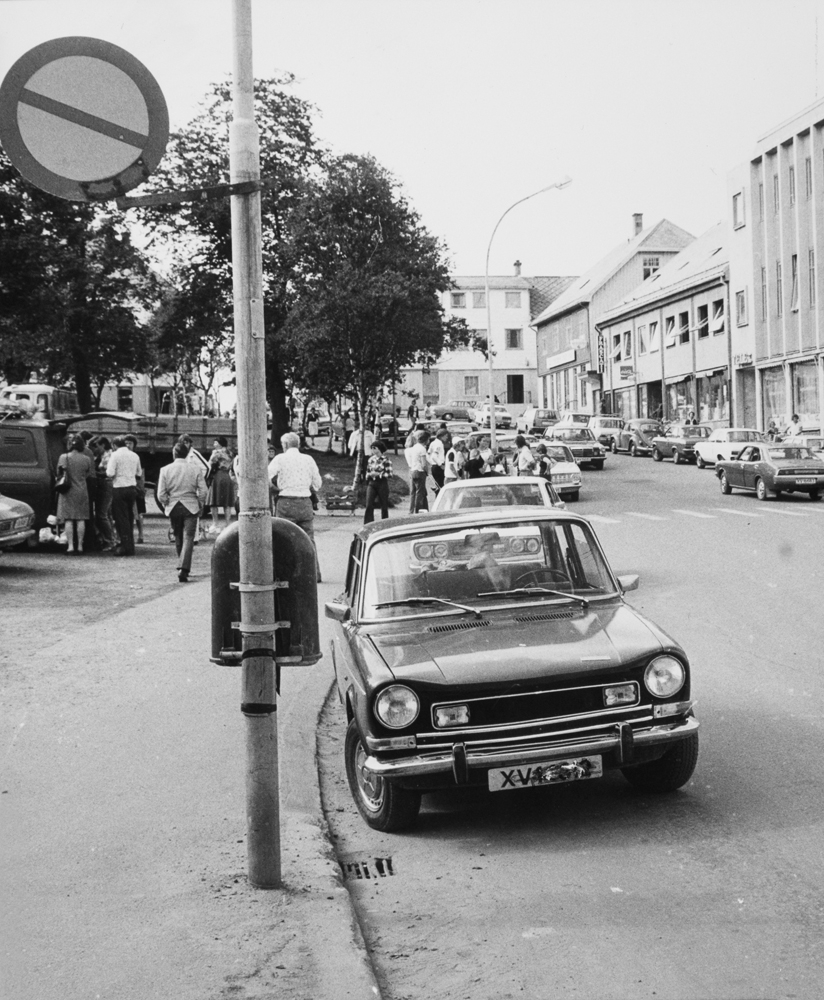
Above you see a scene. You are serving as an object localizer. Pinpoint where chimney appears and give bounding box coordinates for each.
[513,260,522,276]
[632,213,643,236]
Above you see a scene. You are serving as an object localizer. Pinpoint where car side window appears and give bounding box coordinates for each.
[737,447,752,461]
[345,539,362,605]
[749,449,760,462]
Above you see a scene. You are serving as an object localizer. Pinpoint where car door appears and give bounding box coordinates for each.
[740,447,761,489]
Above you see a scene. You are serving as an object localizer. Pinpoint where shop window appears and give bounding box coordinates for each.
[472,291,485,308]
[736,290,748,326]
[761,366,786,427]
[792,361,818,424]
[451,292,466,309]
[648,320,660,352]
[697,305,709,339]
[711,300,725,335]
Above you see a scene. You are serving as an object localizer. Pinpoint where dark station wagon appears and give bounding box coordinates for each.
[326,508,699,831]
[650,423,711,464]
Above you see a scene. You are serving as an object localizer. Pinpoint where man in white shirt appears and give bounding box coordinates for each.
[106,435,143,556]
[348,423,374,481]
[406,430,430,513]
[785,414,803,438]
[158,441,208,581]
[427,433,445,493]
[268,432,323,582]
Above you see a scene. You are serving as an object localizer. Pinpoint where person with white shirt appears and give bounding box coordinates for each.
[106,435,143,556]
[406,430,430,513]
[268,432,323,582]
[427,432,446,492]
[785,413,803,438]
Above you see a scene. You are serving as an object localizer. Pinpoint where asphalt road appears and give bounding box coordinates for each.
[318,452,824,1000]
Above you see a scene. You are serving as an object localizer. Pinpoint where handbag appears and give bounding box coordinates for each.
[54,465,71,494]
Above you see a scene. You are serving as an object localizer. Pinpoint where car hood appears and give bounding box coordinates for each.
[369,603,670,686]
[548,461,579,475]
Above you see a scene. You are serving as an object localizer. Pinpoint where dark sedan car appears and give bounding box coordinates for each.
[612,419,664,457]
[651,423,711,464]
[325,508,699,831]
[717,443,824,500]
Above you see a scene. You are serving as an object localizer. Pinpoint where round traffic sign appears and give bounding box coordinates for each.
[0,36,168,201]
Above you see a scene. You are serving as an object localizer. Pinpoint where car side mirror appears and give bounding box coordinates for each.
[617,573,639,593]
[324,600,351,622]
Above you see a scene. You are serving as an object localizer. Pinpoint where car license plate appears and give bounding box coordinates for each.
[488,755,603,791]
[796,478,816,484]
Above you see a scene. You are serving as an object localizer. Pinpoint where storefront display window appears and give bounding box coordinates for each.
[760,366,786,428]
[792,361,819,426]
[698,373,728,423]
[666,379,694,421]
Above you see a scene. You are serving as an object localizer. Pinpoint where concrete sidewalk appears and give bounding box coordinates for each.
[1,516,380,1000]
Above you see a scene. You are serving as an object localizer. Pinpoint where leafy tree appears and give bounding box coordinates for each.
[0,149,157,411]
[282,154,473,479]
[134,76,325,439]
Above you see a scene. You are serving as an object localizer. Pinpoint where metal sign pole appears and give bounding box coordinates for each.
[229,0,280,888]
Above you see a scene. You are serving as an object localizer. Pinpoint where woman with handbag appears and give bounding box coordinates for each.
[206,436,235,535]
[56,434,94,554]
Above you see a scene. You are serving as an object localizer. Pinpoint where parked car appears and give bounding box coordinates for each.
[431,401,477,421]
[612,418,663,457]
[556,411,592,427]
[589,416,625,449]
[539,442,583,501]
[650,424,712,464]
[443,420,477,440]
[431,475,565,512]
[693,428,765,469]
[516,407,559,435]
[785,434,824,460]
[0,491,36,552]
[473,403,513,429]
[543,426,606,469]
[0,413,65,529]
[325,507,699,831]
[717,443,824,500]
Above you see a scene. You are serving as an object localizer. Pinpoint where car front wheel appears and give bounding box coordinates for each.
[696,453,706,469]
[344,720,421,832]
[652,447,663,462]
[719,471,732,494]
[621,733,698,792]
[611,439,618,454]
[629,442,637,457]
[672,449,682,465]
[755,477,769,501]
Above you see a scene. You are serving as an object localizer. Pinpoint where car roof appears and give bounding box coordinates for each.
[355,505,587,542]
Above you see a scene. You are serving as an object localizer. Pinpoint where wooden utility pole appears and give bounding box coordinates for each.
[230,0,280,888]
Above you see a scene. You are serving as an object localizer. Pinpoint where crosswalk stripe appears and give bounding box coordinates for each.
[672,509,715,518]
[586,514,622,524]
[711,507,761,517]
[625,512,668,521]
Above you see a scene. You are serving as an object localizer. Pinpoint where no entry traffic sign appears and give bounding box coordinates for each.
[0,36,168,201]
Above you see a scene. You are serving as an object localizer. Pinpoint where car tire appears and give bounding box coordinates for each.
[652,447,663,462]
[610,439,618,454]
[629,442,637,457]
[621,733,699,793]
[696,454,706,469]
[755,477,769,501]
[672,449,682,465]
[719,471,732,495]
[443,411,453,420]
[344,720,421,832]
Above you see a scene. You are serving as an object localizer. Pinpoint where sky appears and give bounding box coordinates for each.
[2,0,823,281]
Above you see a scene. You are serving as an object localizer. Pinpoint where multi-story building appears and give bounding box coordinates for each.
[397,264,575,417]
[533,216,695,415]
[596,222,731,425]
[728,97,824,431]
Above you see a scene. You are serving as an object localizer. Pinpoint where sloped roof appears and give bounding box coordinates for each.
[450,274,577,319]
[529,275,578,319]
[532,219,695,326]
[598,221,728,324]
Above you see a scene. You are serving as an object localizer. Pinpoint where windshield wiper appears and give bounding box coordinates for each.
[477,586,590,609]
[374,596,483,617]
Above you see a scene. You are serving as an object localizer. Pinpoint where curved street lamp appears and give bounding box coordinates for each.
[484,177,572,453]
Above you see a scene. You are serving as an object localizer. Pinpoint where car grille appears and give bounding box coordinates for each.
[431,681,640,730]
[575,448,596,457]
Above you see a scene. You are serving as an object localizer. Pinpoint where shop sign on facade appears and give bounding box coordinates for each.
[597,333,605,373]
[619,365,635,380]
[733,353,753,366]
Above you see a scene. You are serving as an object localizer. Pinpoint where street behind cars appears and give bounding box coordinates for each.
[717,442,824,501]
[325,507,698,831]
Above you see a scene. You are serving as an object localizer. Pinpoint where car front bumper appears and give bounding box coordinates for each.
[363,715,698,780]
[0,527,35,550]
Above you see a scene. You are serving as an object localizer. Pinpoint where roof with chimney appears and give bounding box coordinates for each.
[449,273,577,318]
[531,219,695,326]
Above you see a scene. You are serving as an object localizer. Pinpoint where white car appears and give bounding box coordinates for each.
[693,428,766,468]
[555,411,592,427]
[537,442,583,501]
[431,475,565,512]
[473,403,513,429]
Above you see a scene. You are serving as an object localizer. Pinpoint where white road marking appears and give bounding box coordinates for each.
[672,509,715,518]
[586,514,622,524]
[755,506,809,517]
[625,512,668,521]
[711,507,761,517]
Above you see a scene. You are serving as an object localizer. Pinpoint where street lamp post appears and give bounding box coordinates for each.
[484,178,572,453]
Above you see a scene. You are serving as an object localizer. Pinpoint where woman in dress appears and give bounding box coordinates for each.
[56,434,94,554]
[207,436,235,534]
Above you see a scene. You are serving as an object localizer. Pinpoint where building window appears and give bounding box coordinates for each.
[776,261,783,316]
[117,386,133,411]
[806,156,813,198]
[464,375,479,395]
[736,290,748,326]
[759,182,764,220]
[678,311,690,344]
[773,174,780,213]
[611,332,622,362]
[622,329,632,358]
[506,374,524,405]
[790,254,799,310]
[472,291,485,308]
[761,266,767,319]
[809,249,816,306]
[638,324,647,354]
[451,292,466,309]
[711,299,725,335]
[648,320,659,352]
[665,316,676,348]
[732,192,745,228]
[789,165,796,205]
[505,291,521,308]
[697,304,709,339]
[642,256,660,279]
[505,328,522,349]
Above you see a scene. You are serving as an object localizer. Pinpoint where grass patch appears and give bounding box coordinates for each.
[310,448,409,509]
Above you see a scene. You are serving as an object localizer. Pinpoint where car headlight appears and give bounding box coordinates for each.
[374,685,420,729]
[644,656,686,698]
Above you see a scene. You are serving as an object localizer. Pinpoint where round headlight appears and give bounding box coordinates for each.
[644,656,686,698]
[417,543,434,559]
[511,538,525,553]
[374,685,420,729]
[433,542,449,559]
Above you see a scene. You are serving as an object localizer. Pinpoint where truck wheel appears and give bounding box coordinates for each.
[345,721,421,832]
[621,733,698,793]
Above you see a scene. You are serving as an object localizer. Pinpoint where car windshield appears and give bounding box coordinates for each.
[638,423,659,433]
[546,445,574,462]
[767,447,815,460]
[556,428,595,441]
[436,483,545,511]
[361,518,617,620]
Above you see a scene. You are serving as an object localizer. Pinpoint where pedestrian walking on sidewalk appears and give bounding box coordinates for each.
[106,435,143,556]
[363,440,392,523]
[268,432,323,582]
[157,441,208,582]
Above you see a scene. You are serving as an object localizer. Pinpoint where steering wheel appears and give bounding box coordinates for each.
[513,568,571,588]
